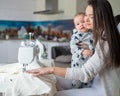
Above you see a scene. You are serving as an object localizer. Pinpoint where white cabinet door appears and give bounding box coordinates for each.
[0,40,21,63]
[7,40,21,63]
[0,41,8,63]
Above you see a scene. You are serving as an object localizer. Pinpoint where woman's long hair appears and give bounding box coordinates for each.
[87,0,120,67]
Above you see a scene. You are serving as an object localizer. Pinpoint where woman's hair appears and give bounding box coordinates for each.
[114,15,120,26]
[87,0,120,67]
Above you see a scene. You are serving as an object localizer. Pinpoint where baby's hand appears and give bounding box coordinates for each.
[82,49,93,57]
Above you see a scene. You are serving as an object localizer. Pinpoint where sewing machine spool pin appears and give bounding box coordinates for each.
[22,64,28,72]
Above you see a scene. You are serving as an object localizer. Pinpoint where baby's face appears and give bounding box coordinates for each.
[74,15,88,32]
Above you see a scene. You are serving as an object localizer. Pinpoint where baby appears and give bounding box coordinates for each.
[70,12,94,88]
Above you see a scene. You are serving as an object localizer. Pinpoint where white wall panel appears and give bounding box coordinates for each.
[0,0,36,21]
[0,0,119,21]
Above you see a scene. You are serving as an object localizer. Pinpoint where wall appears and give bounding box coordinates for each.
[108,0,120,15]
[0,0,75,38]
[76,0,87,14]
[35,0,120,20]
[34,0,83,21]
[0,0,36,21]
[0,0,87,21]
[0,0,119,21]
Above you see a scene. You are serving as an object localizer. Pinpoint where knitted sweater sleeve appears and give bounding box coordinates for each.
[65,41,108,83]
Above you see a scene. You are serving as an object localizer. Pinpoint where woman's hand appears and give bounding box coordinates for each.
[26,67,54,76]
[77,42,89,49]
[26,67,67,77]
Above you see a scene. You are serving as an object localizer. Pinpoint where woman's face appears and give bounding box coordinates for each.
[84,5,94,30]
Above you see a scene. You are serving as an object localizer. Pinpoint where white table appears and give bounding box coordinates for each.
[0,59,55,96]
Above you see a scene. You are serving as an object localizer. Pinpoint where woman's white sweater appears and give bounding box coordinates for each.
[65,41,120,96]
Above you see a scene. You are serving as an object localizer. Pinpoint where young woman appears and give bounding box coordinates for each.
[27,0,120,96]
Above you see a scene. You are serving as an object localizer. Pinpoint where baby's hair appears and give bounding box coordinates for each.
[74,12,85,18]
[73,12,85,25]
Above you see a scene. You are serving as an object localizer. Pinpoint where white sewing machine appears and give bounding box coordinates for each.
[18,39,45,72]
[0,39,56,96]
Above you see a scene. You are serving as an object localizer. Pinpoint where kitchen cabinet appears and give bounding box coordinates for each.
[0,40,21,63]
[0,40,69,63]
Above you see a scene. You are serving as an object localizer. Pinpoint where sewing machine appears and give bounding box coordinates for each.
[18,39,45,72]
[0,39,56,96]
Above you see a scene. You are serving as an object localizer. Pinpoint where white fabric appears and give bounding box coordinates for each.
[5,73,57,96]
[0,63,21,75]
[0,59,56,96]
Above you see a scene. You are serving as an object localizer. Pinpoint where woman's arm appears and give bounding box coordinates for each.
[26,66,67,77]
[27,45,103,82]
[65,41,108,82]
[27,41,108,83]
